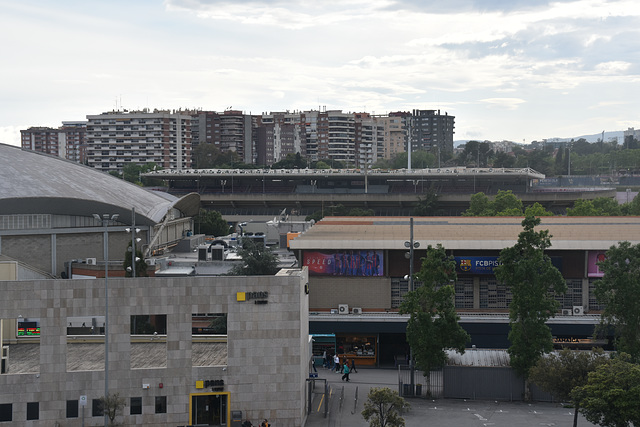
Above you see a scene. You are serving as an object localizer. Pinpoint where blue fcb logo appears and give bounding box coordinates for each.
[459,259,472,272]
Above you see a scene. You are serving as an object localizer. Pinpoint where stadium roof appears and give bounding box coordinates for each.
[0,144,199,226]
[290,216,640,251]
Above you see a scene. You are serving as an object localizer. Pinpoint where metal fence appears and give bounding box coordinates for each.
[398,365,553,402]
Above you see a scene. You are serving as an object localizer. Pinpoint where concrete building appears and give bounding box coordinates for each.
[0,143,200,277]
[194,110,254,165]
[0,270,310,426]
[85,110,192,172]
[410,109,455,157]
[256,112,306,166]
[289,216,633,366]
[20,123,88,164]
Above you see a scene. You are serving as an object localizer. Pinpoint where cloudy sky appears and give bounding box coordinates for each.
[2,0,640,147]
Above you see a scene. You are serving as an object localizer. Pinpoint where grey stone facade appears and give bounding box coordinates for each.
[0,269,309,426]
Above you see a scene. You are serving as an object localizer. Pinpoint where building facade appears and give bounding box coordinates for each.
[290,216,629,366]
[85,110,192,172]
[0,270,309,426]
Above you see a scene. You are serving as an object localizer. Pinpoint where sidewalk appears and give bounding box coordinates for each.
[303,366,597,427]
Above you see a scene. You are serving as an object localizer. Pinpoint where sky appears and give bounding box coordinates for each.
[2,0,640,147]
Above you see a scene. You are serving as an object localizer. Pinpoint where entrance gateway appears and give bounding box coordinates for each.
[189,392,229,426]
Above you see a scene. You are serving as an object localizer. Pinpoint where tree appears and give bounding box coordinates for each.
[573,354,640,427]
[123,244,148,277]
[463,192,492,216]
[228,239,279,276]
[529,348,607,427]
[195,209,232,237]
[412,189,439,216]
[595,241,640,361]
[272,152,308,169]
[398,244,470,395]
[99,392,126,426]
[361,387,409,427]
[568,198,621,216]
[524,202,554,217]
[494,215,567,400]
[463,190,528,216]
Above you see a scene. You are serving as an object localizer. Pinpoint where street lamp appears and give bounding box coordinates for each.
[125,208,141,278]
[404,217,419,396]
[92,212,119,427]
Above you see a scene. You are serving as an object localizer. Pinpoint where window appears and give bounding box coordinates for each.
[155,396,167,414]
[130,397,142,415]
[66,400,79,418]
[0,404,11,422]
[26,402,39,420]
[92,399,103,417]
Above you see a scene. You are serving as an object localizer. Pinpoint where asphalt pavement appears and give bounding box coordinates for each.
[303,366,597,427]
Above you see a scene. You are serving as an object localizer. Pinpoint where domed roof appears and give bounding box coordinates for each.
[0,144,199,226]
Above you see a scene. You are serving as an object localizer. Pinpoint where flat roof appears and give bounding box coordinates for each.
[290,216,640,251]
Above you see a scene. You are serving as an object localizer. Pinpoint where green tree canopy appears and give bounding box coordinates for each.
[195,209,232,237]
[399,244,470,395]
[272,152,308,169]
[122,244,148,278]
[567,198,621,216]
[193,143,241,168]
[595,241,640,361]
[411,189,439,216]
[361,387,409,427]
[228,239,280,276]
[530,348,607,427]
[494,215,567,400]
[573,354,640,427]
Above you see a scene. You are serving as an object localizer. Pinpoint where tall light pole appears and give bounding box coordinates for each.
[93,212,119,427]
[404,217,419,396]
[125,208,141,278]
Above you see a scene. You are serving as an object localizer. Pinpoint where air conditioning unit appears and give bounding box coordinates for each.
[573,306,585,315]
[330,309,339,315]
[352,307,363,315]
[561,309,572,316]
[86,258,97,265]
[338,304,349,315]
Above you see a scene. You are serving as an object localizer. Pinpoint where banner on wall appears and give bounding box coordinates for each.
[304,250,384,276]
[455,256,563,275]
[587,251,607,277]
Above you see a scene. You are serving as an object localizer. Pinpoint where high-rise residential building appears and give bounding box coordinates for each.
[21,127,60,156]
[85,110,192,172]
[59,121,88,163]
[379,113,411,160]
[256,111,306,166]
[194,110,254,164]
[410,109,455,156]
[21,122,88,163]
[354,112,382,168]
[326,110,356,165]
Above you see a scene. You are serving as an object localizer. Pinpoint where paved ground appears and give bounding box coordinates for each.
[303,367,597,427]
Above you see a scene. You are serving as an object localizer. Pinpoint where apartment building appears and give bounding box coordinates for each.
[85,110,192,172]
[410,109,455,156]
[256,112,306,165]
[20,123,88,164]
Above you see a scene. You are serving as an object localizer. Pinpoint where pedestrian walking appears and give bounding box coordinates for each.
[334,354,340,373]
[350,358,357,373]
[341,363,350,381]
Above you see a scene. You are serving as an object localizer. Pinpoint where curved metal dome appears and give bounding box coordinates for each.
[0,143,199,226]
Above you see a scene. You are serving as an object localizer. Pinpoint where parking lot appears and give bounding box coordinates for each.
[303,367,597,427]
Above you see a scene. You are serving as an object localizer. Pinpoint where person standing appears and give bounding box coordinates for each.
[341,362,350,382]
[334,354,340,373]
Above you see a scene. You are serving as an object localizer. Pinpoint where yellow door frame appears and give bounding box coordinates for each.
[189,391,231,426]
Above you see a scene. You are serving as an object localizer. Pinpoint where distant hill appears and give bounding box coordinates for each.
[455,130,626,147]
